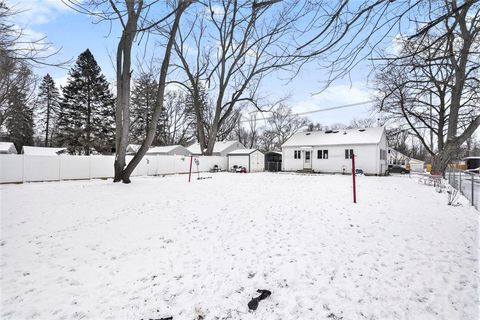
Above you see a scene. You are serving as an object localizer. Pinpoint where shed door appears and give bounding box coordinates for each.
[303,151,312,169]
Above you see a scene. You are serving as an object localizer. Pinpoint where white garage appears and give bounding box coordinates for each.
[227,149,264,172]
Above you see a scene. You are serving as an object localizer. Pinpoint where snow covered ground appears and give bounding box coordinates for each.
[1,172,478,320]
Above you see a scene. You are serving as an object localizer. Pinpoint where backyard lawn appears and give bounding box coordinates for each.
[1,172,478,319]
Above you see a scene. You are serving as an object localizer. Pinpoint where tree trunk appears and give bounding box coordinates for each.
[86,86,91,155]
[45,88,50,147]
[121,1,189,183]
[431,142,458,175]
[113,2,138,182]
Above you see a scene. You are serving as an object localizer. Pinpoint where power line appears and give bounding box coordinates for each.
[241,100,375,123]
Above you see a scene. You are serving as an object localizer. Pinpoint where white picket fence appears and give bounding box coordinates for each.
[0,154,227,183]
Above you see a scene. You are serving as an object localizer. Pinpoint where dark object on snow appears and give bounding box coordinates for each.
[248,289,272,311]
[147,317,172,320]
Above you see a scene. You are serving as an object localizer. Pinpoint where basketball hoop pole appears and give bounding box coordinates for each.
[352,152,357,203]
[188,155,193,182]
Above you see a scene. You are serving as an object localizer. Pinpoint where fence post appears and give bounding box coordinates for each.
[472,174,475,207]
[459,170,462,195]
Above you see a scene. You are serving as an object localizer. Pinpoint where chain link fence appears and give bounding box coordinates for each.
[445,168,479,210]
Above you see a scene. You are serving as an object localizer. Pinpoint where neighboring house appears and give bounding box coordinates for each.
[22,146,68,156]
[0,142,17,154]
[187,140,245,156]
[147,145,191,156]
[388,148,425,172]
[281,127,388,175]
[126,144,142,155]
[227,149,264,173]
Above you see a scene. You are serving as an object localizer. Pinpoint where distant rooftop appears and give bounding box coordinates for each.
[228,149,260,155]
[187,140,243,154]
[22,146,68,156]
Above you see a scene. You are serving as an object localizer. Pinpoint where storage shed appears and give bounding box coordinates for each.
[0,142,17,154]
[227,149,264,172]
[147,145,191,156]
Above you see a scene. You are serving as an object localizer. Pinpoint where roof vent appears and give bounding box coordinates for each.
[325,130,333,134]
[359,129,366,132]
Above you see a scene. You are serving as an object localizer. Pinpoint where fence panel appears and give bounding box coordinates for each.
[60,155,91,180]
[446,168,479,210]
[1,154,230,183]
[90,155,115,179]
[0,154,23,183]
[24,155,60,182]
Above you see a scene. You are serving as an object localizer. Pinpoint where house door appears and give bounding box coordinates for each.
[304,151,312,169]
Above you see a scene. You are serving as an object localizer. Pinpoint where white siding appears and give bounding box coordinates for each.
[250,151,264,172]
[283,144,385,175]
[228,155,249,171]
[227,150,264,172]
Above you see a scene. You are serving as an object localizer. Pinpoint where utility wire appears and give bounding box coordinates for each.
[241,100,375,123]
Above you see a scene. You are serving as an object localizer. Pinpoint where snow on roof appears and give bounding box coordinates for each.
[22,146,68,156]
[187,140,243,154]
[0,142,17,154]
[147,145,189,154]
[282,127,385,147]
[126,144,142,153]
[228,149,260,155]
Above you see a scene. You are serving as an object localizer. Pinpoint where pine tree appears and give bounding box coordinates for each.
[130,72,166,145]
[57,49,115,155]
[5,85,34,152]
[36,74,60,147]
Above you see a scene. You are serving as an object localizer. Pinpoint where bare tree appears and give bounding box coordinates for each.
[65,0,197,183]
[162,90,196,145]
[375,0,480,174]
[232,110,262,149]
[172,0,312,155]
[121,0,194,183]
[259,103,309,151]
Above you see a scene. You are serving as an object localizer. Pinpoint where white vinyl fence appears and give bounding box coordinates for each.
[0,154,227,184]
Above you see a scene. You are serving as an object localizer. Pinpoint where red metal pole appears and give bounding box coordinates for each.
[188,155,193,182]
[352,152,357,203]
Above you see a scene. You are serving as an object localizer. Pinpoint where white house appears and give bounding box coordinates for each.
[281,127,389,175]
[22,146,68,156]
[0,142,17,154]
[227,149,264,172]
[187,140,245,156]
[388,148,425,172]
[147,145,191,156]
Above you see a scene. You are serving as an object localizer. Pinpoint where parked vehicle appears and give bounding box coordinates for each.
[388,165,410,174]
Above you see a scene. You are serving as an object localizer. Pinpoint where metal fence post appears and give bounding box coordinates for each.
[459,171,462,195]
[472,174,475,207]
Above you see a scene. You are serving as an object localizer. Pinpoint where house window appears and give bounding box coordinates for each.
[345,149,354,159]
[294,150,301,159]
[317,149,329,159]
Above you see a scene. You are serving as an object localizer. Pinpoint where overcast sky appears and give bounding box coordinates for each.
[11,0,382,126]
